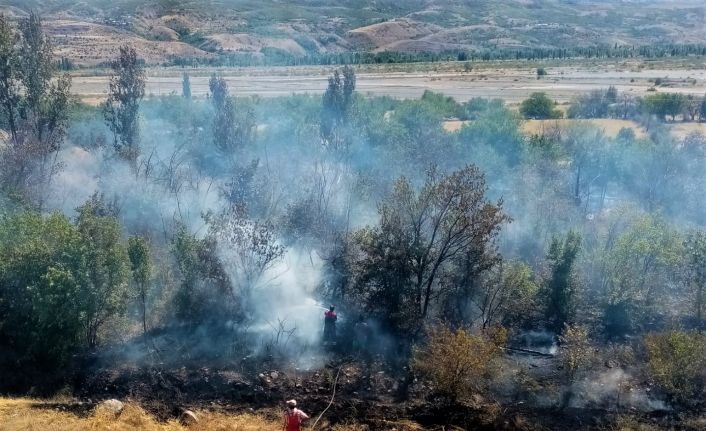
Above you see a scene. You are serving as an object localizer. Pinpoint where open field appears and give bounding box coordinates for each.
[71,59,706,106]
[443,118,706,139]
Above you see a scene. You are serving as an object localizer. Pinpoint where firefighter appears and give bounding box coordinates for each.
[323,305,337,343]
[283,399,309,431]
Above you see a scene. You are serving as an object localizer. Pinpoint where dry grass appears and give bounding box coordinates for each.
[521,119,648,139]
[0,397,398,431]
[669,122,706,139]
[0,398,284,431]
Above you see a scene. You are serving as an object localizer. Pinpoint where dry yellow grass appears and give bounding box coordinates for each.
[669,122,706,139]
[442,119,469,132]
[0,398,283,431]
[520,119,648,139]
[0,398,393,431]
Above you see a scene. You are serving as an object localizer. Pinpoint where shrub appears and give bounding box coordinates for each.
[644,331,706,404]
[536,67,547,79]
[412,325,505,402]
[520,92,562,119]
[558,323,593,380]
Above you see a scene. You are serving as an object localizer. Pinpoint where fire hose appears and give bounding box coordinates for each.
[310,365,342,430]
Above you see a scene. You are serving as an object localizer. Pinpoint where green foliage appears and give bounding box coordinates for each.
[558,323,592,380]
[567,88,615,119]
[128,236,153,333]
[171,223,231,323]
[645,331,706,405]
[536,67,547,79]
[0,12,72,198]
[641,93,686,122]
[182,72,191,99]
[459,100,524,165]
[519,92,562,119]
[75,197,131,348]
[602,215,682,335]
[0,203,130,367]
[103,45,145,167]
[351,165,509,334]
[545,231,581,330]
[209,74,255,159]
[683,230,706,328]
[0,211,84,369]
[320,65,356,150]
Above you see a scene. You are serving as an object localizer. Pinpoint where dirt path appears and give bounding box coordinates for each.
[71,63,706,105]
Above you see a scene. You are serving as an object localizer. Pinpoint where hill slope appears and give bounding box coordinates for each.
[0,0,703,65]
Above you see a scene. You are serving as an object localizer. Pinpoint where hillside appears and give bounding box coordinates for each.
[0,1,703,65]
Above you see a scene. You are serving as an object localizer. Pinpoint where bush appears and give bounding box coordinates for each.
[520,92,562,119]
[536,67,547,79]
[558,323,593,380]
[644,331,706,404]
[412,325,505,402]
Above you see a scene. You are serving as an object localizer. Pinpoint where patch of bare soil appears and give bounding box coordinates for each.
[45,19,211,66]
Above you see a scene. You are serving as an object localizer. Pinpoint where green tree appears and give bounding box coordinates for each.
[645,331,706,405]
[545,231,581,331]
[103,45,145,169]
[602,215,682,336]
[0,12,71,201]
[642,93,686,122]
[128,236,153,335]
[520,92,562,119]
[0,212,84,369]
[209,74,254,159]
[352,165,509,334]
[75,196,131,348]
[0,15,19,141]
[684,230,706,328]
[182,72,191,99]
[320,66,356,150]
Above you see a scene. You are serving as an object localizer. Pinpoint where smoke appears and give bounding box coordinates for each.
[568,368,669,412]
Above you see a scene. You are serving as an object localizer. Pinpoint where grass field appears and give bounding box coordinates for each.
[0,397,419,431]
[443,118,706,140]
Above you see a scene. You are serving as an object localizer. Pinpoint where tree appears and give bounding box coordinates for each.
[182,72,191,99]
[473,261,539,330]
[320,66,356,150]
[642,93,686,122]
[645,331,706,405]
[352,165,509,334]
[209,74,254,158]
[684,230,706,329]
[536,67,547,79]
[128,236,153,335]
[0,12,71,202]
[0,15,19,142]
[684,94,700,121]
[207,211,285,308]
[601,215,682,336]
[103,45,145,168]
[75,197,131,348]
[520,92,562,119]
[0,211,84,370]
[545,231,581,331]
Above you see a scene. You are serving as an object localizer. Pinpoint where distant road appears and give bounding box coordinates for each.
[71,63,706,106]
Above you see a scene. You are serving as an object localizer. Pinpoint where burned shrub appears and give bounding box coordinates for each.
[412,325,505,402]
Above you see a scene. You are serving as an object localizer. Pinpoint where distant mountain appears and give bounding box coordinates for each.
[0,0,703,66]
